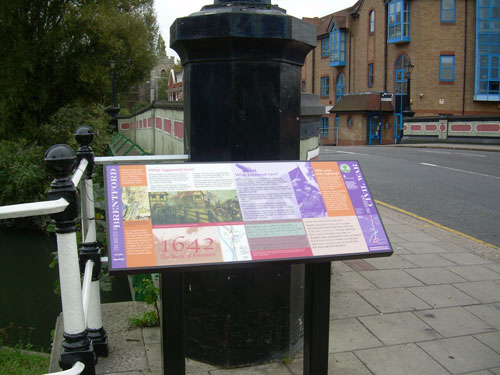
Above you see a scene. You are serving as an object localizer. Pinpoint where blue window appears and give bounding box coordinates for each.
[321,37,329,57]
[475,0,500,101]
[320,76,329,97]
[440,55,455,81]
[329,29,346,66]
[320,117,329,137]
[369,10,375,33]
[336,73,346,102]
[301,80,306,92]
[388,0,410,43]
[441,0,456,23]
[368,63,374,87]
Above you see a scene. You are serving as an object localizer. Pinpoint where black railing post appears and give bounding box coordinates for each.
[45,144,96,375]
[76,126,109,357]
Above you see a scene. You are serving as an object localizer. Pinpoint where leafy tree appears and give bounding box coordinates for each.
[156,34,167,57]
[0,0,159,209]
[0,0,159,139]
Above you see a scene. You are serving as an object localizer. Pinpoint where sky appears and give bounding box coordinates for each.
[154,0,358,59]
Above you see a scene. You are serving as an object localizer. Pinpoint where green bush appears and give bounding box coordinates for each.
[0,104,111,209]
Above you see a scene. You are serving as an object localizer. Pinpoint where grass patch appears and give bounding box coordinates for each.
[129,310,160,328]
[0,347,50,375]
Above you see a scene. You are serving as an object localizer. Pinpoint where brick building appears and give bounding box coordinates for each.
[302,0,500,146]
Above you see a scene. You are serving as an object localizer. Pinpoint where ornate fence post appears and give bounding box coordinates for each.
[45,144,96,375]
[75,126,109,357]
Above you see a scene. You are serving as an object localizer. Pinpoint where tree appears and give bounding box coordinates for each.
[0,0,159,139]
[156,34,167,57]
[0,0,160,208]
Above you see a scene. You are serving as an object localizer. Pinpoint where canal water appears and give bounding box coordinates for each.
[0,228,131,352]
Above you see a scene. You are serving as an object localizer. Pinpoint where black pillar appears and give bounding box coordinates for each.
[170,0,315,367]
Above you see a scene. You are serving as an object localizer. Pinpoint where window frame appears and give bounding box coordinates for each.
[320,117,329,138]
[441,0,456,23]
[368,63,374,88]
[474,0,500,101]
[336,73,346,102]
[329,29,347,66]
[321,37,329,58]
[369,10,375,33]
[320,76,330,98]
[388,0,410,44]
[439,55,455,82]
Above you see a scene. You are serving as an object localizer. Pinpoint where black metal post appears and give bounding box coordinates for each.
[75,126,109,357]
[303,262,331,375]
[45,144,96,375]
[161,271,185,375]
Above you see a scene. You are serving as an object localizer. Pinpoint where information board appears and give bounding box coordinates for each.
[105,161,392,272]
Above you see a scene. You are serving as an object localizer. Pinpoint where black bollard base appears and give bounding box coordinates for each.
[59,331,96,375]
[87,327,109,357]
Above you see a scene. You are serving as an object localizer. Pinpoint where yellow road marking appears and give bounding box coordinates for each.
[375,200,500,252]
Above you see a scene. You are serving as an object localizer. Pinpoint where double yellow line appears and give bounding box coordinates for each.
[375,200,500,252]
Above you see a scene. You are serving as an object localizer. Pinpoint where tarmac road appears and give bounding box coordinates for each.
[319,145,500,248]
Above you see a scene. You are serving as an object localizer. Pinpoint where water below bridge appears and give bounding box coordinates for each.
[0,228,131,352]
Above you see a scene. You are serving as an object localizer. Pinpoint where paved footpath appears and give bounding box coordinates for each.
[50,205,500,375]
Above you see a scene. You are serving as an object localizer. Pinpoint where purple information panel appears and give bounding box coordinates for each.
[105,161,392,272]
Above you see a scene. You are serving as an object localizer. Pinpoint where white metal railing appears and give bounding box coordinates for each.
[44,361,84,375]
[0,130,188,374]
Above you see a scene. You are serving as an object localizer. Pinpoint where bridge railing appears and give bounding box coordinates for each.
[0,126,188,375]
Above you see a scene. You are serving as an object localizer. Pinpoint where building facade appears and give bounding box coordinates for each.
[302,0,500,146]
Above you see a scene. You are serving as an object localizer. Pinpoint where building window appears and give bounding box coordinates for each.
[320,76,329,97]
[321,37,329,57]
[441,0,456,23]
[301,80,306,92]
[329,29,347,66]
[475,0,500,100]
[388,0,410,43]
[369,10,375,33]
[336,73,346,102]
[321,117,329,137]
[440,55,455,82]
[368,63,374,87]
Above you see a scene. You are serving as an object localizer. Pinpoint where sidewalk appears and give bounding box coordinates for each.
[50,205,500,375]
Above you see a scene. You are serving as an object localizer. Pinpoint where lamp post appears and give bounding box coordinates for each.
[400,61,414,143]
[403,61,415,117]
[106,60,120,132]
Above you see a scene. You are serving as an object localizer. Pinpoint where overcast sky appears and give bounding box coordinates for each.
[154,0,357,59]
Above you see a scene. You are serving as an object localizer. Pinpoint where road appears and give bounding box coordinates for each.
[319,146,500,247]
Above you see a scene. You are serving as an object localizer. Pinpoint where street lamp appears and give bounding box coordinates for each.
[106,60,120,132]
[403,61,415,118]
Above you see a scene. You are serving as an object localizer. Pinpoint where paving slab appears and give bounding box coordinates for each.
[364,255,419,270]
[466,304,500,330]
[268,352,373,375]
[359,312,441,345]
[358,288,431,313]
[441,252,491,265]
[396,232,440,242]
[454,281,500,303]
[475,332,500,355]
[331,260,353,273]
[329,318,382,353]
[447,265,500,281]
[418,336,500,374]
[331,271,377,291]
[397,241,450,254]
[405,267,468,285]
[359,269,423,288]
[330,291,379,319]
[491,367,500,374]
[401,254,458,267]
[414,307,495,337]
[408,284,479,308]
[355,343,450,375]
